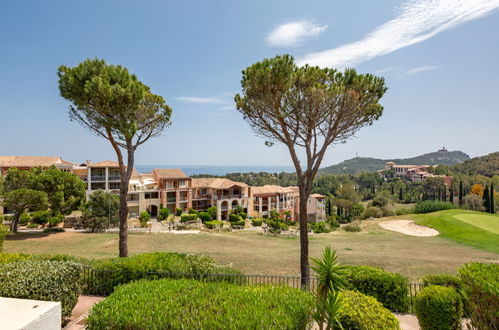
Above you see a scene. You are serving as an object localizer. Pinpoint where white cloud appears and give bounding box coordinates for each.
[297,0,499,68]
[176,96,228,104]
[266,20,327,47]
[405,65,440,75]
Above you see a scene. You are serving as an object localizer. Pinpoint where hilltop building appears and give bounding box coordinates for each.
[383,161,452,185]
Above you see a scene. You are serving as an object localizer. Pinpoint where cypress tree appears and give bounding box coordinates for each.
[491,183,495,214]
[437,187,441,201]
[483,185,490,213]
[442,187,446,201]
[449,185,454,204]
[391,185,395,195]
[398,187,403,201]
[459,181,463,206]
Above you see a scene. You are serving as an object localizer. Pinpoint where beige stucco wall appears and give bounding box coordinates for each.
[0,297,61,330]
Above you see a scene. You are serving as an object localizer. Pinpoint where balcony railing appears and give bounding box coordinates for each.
[108,176,120,181]
[91,176,106,182]
[167,198,176,203]
[213,194,247,200]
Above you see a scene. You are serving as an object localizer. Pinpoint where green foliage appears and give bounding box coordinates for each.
[19,213,31,225]
[251,218,263,226]
[44,227,65,233]
[48,214,64,227]
[85,252,238,295]
[204,220,223,229]
[414,200,456,214]
[422,274,462,289]
[458,262,499,330]
[80,190,120,232]
[361,206,383,219]
[265,218,289,232]
[414,285,463,330]
[327,216,340,230]
[462,193,485,211]
[188,207,198,215]
[371,190,392,207]
[157,207,170,220]
[0,225,9,252]
[180,214,198,222]
[343,223,361,232]
[309,222,331,234]
[395,207,414,215]
[0,252,32,264]
[229,213,241,222]
[27,223,39,228]
[337,290,399,330]
[344,265,410,312]
[240,211,247,219]
[175,208,182,216]
[207,206,217,219]
[139,211,150,222]
[230,220,246,228]
[311,246,347,299]
[452,152,499,177]
[87,278,314,329]
[0,261,83,318]
[198,211,211,223]
[31,209,52,225]
[4,188,49,231]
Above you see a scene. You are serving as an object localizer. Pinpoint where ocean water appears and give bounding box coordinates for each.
[135,165,294,176]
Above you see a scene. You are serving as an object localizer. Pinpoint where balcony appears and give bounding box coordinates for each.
[91,176,106,182]
[192,194,211,200]
[108,176,120,181]
[167,198,176,203]
[213,194,246,200]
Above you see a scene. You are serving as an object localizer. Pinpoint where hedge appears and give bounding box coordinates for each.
[0,252,89,265]
[229,213,241,222]
[204,220,222,229]
[198,212,211,223]
[0,260,83,318]
[344,265,409,312]
[252,218,263,226]
[230,220,245,228]
[338,290,399,330]
[87,278,314,329]
[458,262,499,330]
[414,285,463,330]
[180,214,198,222]
[84,252,240,295]
[414,201,456,214]
[0,252,32,264]
[422,273,470,317]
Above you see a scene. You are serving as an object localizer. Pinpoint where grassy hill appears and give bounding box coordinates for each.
[319,150,470,175]
[412,210,499,253]
[451,152,499,177]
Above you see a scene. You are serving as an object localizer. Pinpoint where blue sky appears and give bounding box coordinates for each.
[1,0,498,167]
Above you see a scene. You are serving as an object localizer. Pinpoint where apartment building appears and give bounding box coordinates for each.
[384,161,452,184]
[191,178,250,220]
[251,185,296,220]
[153,169,192,214]
[0,156,74,176]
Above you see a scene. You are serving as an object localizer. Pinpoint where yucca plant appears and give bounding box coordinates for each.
[311,246,348,329]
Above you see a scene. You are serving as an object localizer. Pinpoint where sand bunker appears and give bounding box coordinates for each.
[379,220,439,237]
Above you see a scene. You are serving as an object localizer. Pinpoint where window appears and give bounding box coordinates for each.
[201,189,207,195]
[109,182,120,190]
[145,192,159,199]
[90,182,106,190]
[164,181,174,189]
[127,193,138,201]
[179,181,187,188]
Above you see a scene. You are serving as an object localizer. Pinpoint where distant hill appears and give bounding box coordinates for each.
[319,150,470,175]
[452,152,499,177]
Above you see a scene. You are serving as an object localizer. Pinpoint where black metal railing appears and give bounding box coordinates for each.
[81,267,424,312]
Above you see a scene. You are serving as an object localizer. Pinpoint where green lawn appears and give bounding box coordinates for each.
[412,210,499,253]
[4,216,498,280]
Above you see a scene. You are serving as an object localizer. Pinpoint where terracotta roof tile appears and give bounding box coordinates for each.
[0,156,67,168]
[153,168,189,179]
[191,178,247,189]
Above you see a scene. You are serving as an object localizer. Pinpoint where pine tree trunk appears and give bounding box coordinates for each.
[298,177,310,288]
[10,212,20,233]
[118,147,134,257]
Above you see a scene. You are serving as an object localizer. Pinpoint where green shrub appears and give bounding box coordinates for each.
[198,212,211,223]
[338,290,399,329]
[87,278,314,329]
[360,206,383,219]
[414,285,463,330]
[157,207,170,220]
[414,201,456,214]
[240,211,247,219]
[381,206,395,217]
[458,262,499,330]
[395,207,414,215]
[139,211,150,221]
[327,216,340,230]
[343,224,361,232]
[175,208,182,216]
[207,206,217,219]
[31,210,52,225]
[188,208,198,215]
[48,214,64,227]
[251,218,263,226]
[310,222,331,234]
[19,213,31,225]
[0,252,32,264]
[180,214,198,222]
[422,274,462,290]
[27,223,38,228]
[344,265,409,312]
[350,203,365,218]
[230,220,246,228]
[85,252,239,295]
[204,220,223,229]
[0,261,83,318]
[229,213,241,222]
[0,225,8,252]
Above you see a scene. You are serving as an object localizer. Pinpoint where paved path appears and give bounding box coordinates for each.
[64,296,104,330]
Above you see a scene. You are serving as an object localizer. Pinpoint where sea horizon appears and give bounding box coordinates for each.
[135,165,295,176]
[136,165,295,176]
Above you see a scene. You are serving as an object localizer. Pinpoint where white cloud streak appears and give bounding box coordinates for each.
[405,65,440,75]
[176,96,226,104]
[266,20,327,47]
[298,0,499,68]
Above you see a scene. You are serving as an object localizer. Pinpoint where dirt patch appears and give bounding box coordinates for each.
[379,220,439,237]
